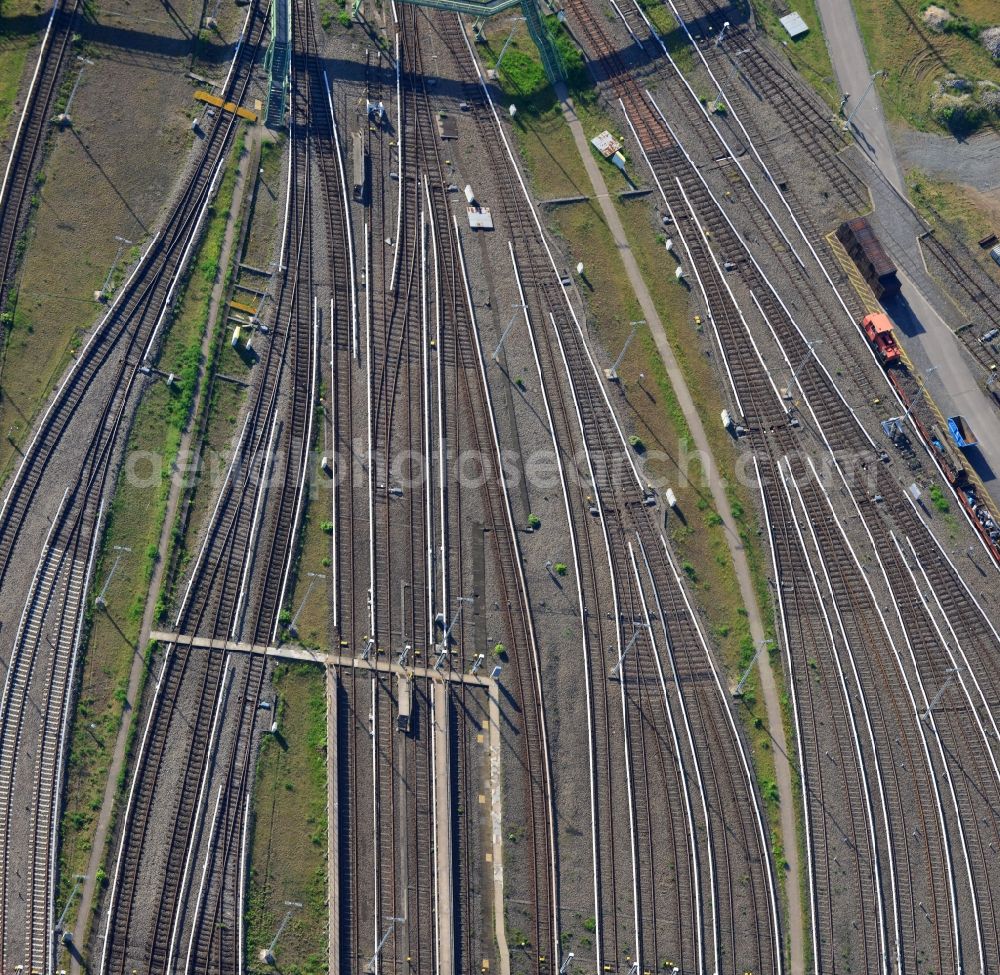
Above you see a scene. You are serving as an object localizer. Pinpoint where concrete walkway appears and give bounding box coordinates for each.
[813,0,904,194]
[431,681,455,975]
[69,124,259,972]
[487,685,511,975]
[557,89,805,973]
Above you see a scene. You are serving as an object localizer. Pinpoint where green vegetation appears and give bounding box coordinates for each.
[750,0,841,109]
[635,0,692,64]
[246,663,328,973]
[929,482,950,512]
[164,134,277,612]
[280,401,331,650]
[318,0,348,32]
[553,562,568,576]
[0,40,29,140]
[56,131,245,932]
[527,512,541,530]
[478,16,590,117]
[851,0,1000,132]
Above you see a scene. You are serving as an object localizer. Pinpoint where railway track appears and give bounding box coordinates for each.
[0,7,270,971]
[98,1,341,968]
[646,18,1000,964]
[0,0,80,313]
[333,40,386,975]
[448,208,560,973]
[354,10,438,970]
[668,120,970,969]
[920,229,1000,373]
[441,33,628,971]
[447,13,789,972]
[761,458,889,971]
[0,0,268,600]
[555,0,1000,966]
[664,0,868,215]
[0,488,100,973]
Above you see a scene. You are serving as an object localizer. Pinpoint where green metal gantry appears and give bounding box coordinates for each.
[265,0,292,127]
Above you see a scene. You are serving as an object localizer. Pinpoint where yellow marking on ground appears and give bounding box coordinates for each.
[230,299,258,315]
[194,89,258,122]
[825,231,882,317]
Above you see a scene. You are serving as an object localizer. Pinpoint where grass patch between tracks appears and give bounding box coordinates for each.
[279,410,333,651]
[476,19,633,198]
[56,132,244,937]
[246,662,328,974]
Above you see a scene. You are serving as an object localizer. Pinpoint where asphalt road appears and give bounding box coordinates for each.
[813,0,1000,503]
[812,0,903,193]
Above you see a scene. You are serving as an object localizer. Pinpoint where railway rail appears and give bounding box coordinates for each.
[665,0,868,215]
[920,230,1000,374]
[675,35,1000,971]
[0,1,267,597]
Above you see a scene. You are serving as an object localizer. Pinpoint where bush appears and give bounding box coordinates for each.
[321,521,334,534]
[553,562,568,576]
[493,642,505,657]
[628,435,646,454]
[942,16,983,41]
[527,513,541,530]
[935,99,987,135]
[929,483,950,513]
[497,48,547,98]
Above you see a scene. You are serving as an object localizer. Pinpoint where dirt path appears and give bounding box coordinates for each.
[557,89,806,974]
[68,123,258,972]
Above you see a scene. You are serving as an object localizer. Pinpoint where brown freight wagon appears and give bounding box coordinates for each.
[837,217,901,300]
